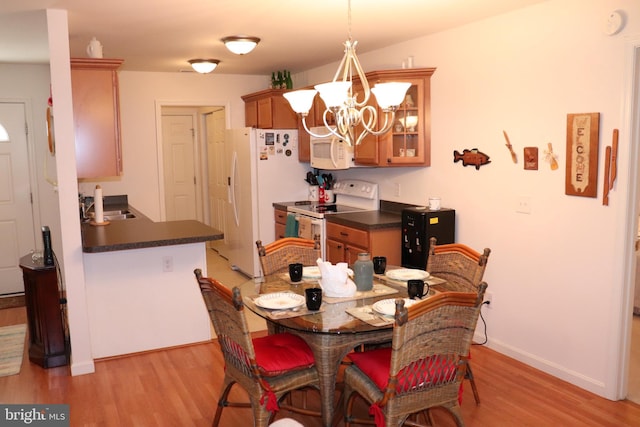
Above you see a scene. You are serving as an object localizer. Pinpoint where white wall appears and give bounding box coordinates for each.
[296,0,640,399]
[77,72,268,220]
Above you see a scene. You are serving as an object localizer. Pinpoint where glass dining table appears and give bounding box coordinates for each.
[242,267,442,427]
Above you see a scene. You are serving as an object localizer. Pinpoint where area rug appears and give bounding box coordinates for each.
[0,324,27,377]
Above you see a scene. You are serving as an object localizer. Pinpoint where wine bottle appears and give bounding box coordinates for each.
[277,71,284,89]
[285,70,293,89]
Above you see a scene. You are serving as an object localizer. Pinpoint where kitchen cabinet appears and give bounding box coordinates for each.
[354,68,435,167]
[241,89,298,129]
[19,254,69,368]
[274,206,288,240]
[326,222,401,266]
[71,58,124,178]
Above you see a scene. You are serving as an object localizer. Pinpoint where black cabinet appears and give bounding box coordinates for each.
[19,254,69,368]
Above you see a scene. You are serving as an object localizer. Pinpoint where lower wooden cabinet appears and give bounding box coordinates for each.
[274,207,288,240]
[326,222,400,266]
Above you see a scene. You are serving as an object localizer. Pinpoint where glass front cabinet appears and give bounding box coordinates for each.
[354,68,435,167]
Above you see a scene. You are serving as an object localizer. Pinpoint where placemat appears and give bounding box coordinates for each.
[244,296,325,320]
[346,305,394,327]
[374,273,446,288]
[323,283,399,304]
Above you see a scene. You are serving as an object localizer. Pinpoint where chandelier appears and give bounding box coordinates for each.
[283,0,410,146]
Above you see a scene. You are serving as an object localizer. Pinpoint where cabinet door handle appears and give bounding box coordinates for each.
[340,232,349,237]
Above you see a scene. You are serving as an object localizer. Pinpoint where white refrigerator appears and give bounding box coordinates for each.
[221,127,309,278]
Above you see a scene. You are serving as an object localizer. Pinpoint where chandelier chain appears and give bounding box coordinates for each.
[347,0,352,41]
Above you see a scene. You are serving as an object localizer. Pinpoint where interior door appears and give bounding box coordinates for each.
[161,113,197,221]
[206,109,227,232]
[0,102,36,295]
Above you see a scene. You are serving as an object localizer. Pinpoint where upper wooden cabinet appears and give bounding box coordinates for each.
[354,68,435,167]
[241,89,298,129]
[71,58,124,179]
[293,68,435,166]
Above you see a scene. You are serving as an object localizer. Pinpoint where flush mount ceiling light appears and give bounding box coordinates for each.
[284,0,410,146]
[221,36,261,55]
[188,59,220,73]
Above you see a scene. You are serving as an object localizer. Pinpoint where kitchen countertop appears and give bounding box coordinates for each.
[273,200,416,231]
[81,204,223,253]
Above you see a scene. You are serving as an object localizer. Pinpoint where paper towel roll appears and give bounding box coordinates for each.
[94,185,104,223]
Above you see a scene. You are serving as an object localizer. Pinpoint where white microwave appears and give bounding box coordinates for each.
[309,127,356,170]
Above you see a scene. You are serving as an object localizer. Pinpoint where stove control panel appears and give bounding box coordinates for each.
[333,180,378,200]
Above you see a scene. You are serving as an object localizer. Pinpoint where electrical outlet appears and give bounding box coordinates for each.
[484,292,492,308]
[394,182,401,197]
[162,256,173,272]
[516,196,531,214]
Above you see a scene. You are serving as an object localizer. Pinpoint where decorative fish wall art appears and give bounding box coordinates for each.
[453,148,491,170]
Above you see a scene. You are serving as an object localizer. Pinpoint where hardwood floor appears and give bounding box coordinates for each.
[3,308,640,426]
[2,250,640,426]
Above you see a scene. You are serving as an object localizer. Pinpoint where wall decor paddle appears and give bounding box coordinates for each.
[453,148,491,170]
[565,112,599,198]
[544,143,559,170]
[503,130,517,163]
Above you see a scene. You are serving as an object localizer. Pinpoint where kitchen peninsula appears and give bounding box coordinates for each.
[81,203,223,359]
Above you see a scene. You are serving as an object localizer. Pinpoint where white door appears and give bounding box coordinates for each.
[162,114,197,221]
[0,102,36,295]
[205,109,227,252]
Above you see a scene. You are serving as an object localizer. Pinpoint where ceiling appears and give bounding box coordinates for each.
[0,0,547,75]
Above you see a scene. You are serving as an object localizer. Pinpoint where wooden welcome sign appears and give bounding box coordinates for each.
[565,113,600,197]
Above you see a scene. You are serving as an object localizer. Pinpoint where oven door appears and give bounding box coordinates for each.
[292,213,326,260]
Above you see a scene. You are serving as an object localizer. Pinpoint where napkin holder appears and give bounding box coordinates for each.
[316,259,356,298]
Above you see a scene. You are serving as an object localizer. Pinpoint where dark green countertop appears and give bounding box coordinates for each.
[81,205,223,253]
[273,200,417,231]
[326,210,402,230]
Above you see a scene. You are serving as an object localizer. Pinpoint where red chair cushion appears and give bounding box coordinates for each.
[253,333,315,376]
[348,347,457,392]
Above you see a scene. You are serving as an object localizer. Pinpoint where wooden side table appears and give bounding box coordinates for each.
[19,254,69,368]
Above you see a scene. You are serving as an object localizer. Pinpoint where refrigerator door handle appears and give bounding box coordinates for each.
[230,151,240,227]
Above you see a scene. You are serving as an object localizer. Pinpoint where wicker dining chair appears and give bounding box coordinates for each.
[343,283,488,427]
[256,236,321,276]
[194,269,320,427]
[426,236,491,404]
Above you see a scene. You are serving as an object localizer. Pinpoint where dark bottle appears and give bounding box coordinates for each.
[285,70,293,89]
[277,71,284,89]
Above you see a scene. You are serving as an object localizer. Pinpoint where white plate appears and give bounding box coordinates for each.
[372,298,417,316]
[302,266,321,279]
[303,266,354,279]
[385,268,430,281]
[254,292,305,310]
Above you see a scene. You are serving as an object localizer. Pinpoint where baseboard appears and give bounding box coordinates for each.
[483,337,608,399]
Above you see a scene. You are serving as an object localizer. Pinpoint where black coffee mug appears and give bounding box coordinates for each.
[407,279,427,299]
[305,287,322,311]
[289,263,303,282]
[373,256,387,274]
